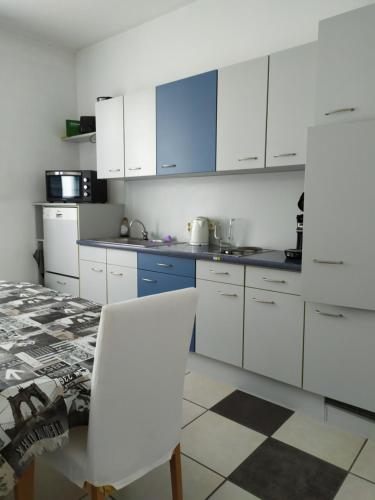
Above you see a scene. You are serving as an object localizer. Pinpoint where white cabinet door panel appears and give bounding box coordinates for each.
[267,42,317,167]
[45,272,79,296]
[246,267,301,295]
[96,96,125,179]
[304,303,375,412]
[315,4,375,125]
[217,57,268,171]
[79,245,106,264]
[196,279,244,367]
[302,120,375,310]
[79,260,106,304]
[107,249,137,268]
[107,265,137,304]
[196,260,244,286]
[125,88,156,177]
[244,289,303,387]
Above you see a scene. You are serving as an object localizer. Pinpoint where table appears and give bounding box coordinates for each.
[0,281,101,496]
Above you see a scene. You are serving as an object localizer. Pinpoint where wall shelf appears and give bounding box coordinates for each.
[61,132,96,143]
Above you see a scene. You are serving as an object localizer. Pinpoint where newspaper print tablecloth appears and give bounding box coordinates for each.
[0,281,101,495]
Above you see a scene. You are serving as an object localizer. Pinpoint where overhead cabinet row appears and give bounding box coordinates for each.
[95,42,317,179]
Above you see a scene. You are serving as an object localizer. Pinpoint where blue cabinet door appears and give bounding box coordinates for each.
[156,70,217,175]
[138,253,196,278]
[138,269,196,351]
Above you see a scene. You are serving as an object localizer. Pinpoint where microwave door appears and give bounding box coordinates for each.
[61,175,81,199]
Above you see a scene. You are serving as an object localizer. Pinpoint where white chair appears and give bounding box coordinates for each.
[15,288,198,500]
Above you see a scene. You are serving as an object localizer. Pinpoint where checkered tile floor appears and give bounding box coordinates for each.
[6,372,375,500]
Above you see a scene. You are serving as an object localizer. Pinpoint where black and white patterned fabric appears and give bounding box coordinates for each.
[0,281,101,495]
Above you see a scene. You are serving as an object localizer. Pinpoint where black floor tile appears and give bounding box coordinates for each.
[210,390,294,436]
[229,438,347,500]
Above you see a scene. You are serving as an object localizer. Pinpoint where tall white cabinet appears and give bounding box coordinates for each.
[315,3,375,125]
[216,57,268,171]
[266,42,317,167]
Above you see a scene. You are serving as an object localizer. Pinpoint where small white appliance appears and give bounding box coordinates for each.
[189,217,209,246]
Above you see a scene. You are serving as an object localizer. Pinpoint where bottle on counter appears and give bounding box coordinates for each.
[120,217,129,237]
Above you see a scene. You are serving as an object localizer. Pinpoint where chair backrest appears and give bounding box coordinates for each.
[86,288,198,487]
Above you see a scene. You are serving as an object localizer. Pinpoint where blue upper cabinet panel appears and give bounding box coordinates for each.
[156,70,218,175]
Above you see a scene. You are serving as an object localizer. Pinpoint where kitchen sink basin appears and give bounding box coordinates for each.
[96,237,165,248]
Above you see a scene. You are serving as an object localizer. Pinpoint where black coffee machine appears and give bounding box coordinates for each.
[285,193,304,260]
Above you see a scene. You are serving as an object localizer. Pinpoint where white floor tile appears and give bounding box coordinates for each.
[113,455,223,500]
[335,474,375,500]
[181,411,266,477]
[273,413,365,470]
[210,481,260,499]
[182,399,206,427]
[183,372,234,408]
[351,440,375,483]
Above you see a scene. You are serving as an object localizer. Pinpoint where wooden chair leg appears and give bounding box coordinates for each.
[89,484,107,500]
[170,444,183,500]
[14,460,35,500]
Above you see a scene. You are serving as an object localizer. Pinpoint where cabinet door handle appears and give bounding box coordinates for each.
[142,278,157,283]
[110,272,124,277]
[109,168,121,172]
[262,277,286,284]
[210,271,229,275]
[128,167,142,171]
[56,213,63,218]
[91,267,103,273]
[324,107,356,116]
[161,164,177,168]
[315,309,344,318]
[156,263,173,268]
[252,298,275,304]
[56,280,67,285]
[238,156,258,161]
[218,292,238,297]
[313,259,344,265]
[273,153,297,158]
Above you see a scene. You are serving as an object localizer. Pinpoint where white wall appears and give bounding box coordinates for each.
[0,29,78,282]
[76,0,374,248]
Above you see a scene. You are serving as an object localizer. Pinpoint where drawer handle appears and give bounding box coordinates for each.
[128,167,142,171]
[325,107,356,116]
[313,259,344,265]
[218,292,238,297]
[252,298,275,304]
[315,309,344,318]
[142,278,157,283]
[262,277,286,284]
[110,272,124,277]
[273,153,297,158]
[109,169,121,172]
[238,156,258,161]
[161,164,176,168]
[91,267,103,273]
[56,213,63,218]
[156,263,173,268]
[210,271,229,275]
[56,280,67,285]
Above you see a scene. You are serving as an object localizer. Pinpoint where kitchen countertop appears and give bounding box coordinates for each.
[77,239,301,272]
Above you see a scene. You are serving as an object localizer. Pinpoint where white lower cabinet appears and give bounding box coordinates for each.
[195,279,244,367]
[79,260,107,304]
[45,272,79,296]
[107,264,137,304]
[244,288,304,387]
[304,303,375,412]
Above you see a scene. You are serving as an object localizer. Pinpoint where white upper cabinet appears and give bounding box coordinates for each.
[302,119,375,311]
[266,43,317,167]
[95,96,125,179]
[124,88,156,177]
[315,4,375,125]
[217,57,268,171]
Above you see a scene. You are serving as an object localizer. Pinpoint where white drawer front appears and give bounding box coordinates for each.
[80,245,107,264]
[304,303,375,413]
[107,249,137,268]
[45,272,79,296]
[246,267,301,295]
[107,265,137,304]
[196,260,244,285]
[79,260,107,304]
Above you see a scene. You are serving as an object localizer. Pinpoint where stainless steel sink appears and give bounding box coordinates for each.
[96,237,165,248]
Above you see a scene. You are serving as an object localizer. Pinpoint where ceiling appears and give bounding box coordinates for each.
[0,0,197,50]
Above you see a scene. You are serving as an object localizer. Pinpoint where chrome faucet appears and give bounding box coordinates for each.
[129,219,148,240]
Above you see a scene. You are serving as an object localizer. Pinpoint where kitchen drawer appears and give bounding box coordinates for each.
[79,245,107,264]
[138,253,195,278]
[244,289,304,387]
[304,303,375,413]
[246,266,301,295]
[45,272,79,296]
[196,260,244,286]
[79,260,107,304]
[107,265,137,304]
[138,270,195,297]
[107,249,137,268]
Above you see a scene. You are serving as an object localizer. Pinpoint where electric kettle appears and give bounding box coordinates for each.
[190,217,209,246]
